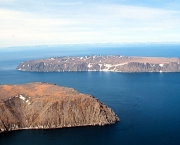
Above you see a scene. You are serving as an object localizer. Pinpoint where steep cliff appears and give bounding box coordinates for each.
[16,55,180,72]
[0,83,119,133]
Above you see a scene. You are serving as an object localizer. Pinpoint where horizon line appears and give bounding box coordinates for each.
[1,42,180,49]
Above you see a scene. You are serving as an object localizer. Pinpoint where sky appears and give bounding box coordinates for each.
[0,0,180,48]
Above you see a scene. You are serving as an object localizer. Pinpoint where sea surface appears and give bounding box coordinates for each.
[0,44,180,145]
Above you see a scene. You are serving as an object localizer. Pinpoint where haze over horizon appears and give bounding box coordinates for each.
[0,0,180,48]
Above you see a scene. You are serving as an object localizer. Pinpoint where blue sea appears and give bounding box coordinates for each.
[0,44,180,145]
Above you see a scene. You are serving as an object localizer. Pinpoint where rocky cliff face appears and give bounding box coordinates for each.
[0,83,119,133]
[16,55,180,72]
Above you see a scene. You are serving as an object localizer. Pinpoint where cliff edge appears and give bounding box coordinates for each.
[0,83,119,133]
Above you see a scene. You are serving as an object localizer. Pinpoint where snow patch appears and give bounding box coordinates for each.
[19,95,31,105]
[88,63,92,68]
[159,64,164,67]
[98,63,128,72]
[99,64,102,71]
[104,64,113,68]
[8,96,14,100]
[19,95,25,100]
[102,64,113,71]
[114,63,128,66]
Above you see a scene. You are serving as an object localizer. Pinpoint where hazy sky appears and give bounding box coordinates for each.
[0,0,180,47]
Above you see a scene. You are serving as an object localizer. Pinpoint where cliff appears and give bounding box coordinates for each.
[0,83,119,133]
[16,55,180,72]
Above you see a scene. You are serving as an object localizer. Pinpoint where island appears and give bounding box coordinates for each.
[0,82,119,133]
[16,55,180,72]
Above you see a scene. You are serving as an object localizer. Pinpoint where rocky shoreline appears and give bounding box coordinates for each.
[0,83,119,133]
[16,55,180,72]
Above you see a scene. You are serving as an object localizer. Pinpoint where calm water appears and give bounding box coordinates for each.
[0,45,180,145]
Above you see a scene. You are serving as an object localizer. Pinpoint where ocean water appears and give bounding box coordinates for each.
[0,44,180,145]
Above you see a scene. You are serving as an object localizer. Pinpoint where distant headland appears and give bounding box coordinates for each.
[16,55,180,72]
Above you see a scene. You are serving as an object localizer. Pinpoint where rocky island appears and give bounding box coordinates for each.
[0,82,119,133]
[16,55,180,72]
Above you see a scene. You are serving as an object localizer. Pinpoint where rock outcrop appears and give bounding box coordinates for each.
[0,83,119,133]
[16,55,180,72]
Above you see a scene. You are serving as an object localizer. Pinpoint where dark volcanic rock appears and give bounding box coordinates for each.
[0,83,119,133]
[16,55,180,72]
